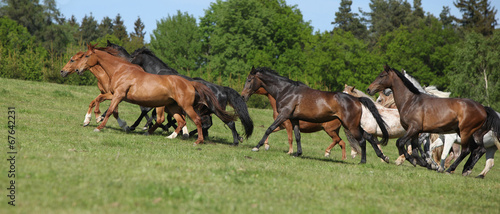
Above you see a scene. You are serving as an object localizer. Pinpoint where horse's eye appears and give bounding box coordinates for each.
[70,59,74,63]
[85,55,90,58]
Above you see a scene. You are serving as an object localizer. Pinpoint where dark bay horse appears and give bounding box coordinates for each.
[253,87,347,160]
[106,41,253,145]
[367,65,500,175]
[63,44,234,145]
[241,67,389,161]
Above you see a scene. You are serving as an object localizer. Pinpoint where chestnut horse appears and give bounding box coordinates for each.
[253,87,347,160]
[60,51,129,130]
[367,65,500,175]
[242,67,389,162]
[63,44,234,145]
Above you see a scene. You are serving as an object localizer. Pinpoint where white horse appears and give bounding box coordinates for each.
[342,84,408,164]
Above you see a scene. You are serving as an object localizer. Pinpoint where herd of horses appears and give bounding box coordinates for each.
[60,42,500,178]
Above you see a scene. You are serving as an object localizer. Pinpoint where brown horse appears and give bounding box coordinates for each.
[62,44,234,145]
[60,51,120,127]
[367,65,500,174]
[242,67,389,163]
[253,87,347,160]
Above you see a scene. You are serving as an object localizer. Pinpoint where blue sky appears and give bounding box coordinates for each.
[56,0,500,42]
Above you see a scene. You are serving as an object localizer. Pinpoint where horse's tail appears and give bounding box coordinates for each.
[483,107,500,139]
[225,86,254,138]
[358,97,389,146]
[191,81,236,123]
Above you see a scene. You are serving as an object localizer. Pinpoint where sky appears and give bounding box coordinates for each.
[55,0,500,42]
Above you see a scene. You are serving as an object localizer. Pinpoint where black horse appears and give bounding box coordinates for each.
[241,67,389,161]
[106,41,254,145]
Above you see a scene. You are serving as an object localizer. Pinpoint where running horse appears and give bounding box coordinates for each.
[241,67,389,162]
[253,87,347,160]
[367,65,500,175]
[62,44,234,145]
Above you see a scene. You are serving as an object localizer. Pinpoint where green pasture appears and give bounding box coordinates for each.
[1,78,499,213]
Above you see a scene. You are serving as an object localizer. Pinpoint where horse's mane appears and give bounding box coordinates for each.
[401,69,451,98]
[95,46,121,57]
[424,86,451,98]
[392,68,422,95]
[131,48,177,71]
[254,67,305,87]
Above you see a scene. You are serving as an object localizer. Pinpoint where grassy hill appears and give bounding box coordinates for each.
[1,78,498,213]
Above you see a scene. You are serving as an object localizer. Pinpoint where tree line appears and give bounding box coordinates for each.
[0,0,499,109]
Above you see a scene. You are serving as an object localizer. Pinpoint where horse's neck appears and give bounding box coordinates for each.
[89,65,111,91]
[95,51,120,78]
[391,76,418,111]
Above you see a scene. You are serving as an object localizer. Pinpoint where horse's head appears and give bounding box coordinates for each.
[367,65,395,96]
[376,88,394,107]
[71,43,100,75]
[60,51,88,77]
[241,66,264,102]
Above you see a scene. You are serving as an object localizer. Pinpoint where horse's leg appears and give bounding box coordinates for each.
[146,107,166,135]
[283,120,294,154]
[365,132,390,163]
[477,146,496,178]
[290,119,302,156]
[253,110,292,153]
[182,106,203,145]
[163,106,186,138]
[410,137,429,168]
[438,134,455,172]
[226,121,241,146]
[446,142,472,174]
[84,98,98,126]
[94,93,125,132]
[129,107,151,132]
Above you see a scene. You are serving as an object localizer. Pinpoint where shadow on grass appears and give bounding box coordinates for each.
[298,155,357,165]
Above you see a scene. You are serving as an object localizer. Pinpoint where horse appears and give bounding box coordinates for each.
[105,41,253,145]
[367,65,500,175]
[60,51,129,131]
[253,87,347,160]
[62,43,234,145]
[343,84,410,164]
[241,67,389,163]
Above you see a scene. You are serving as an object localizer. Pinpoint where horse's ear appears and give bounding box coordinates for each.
[351,86,356,92]
[250,66,257,74]
[384,64,391,72]
[344,84,347,87]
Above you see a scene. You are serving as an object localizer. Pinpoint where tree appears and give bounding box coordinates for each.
[150,11,202,74]
[127,16,146,52]
[113,13,128,42]
[440,6,455,27]
[98,16,113,37]
[0,0,44,35]
[454,0,497,36]
[363,0,413,43]
[331,0,368,40]
[78,13,99,44]
[448,31,500,109]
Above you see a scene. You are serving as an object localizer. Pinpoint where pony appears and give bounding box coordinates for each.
[105,41,253,145]
[61,43,234,145]
[241,67,389,163]
[367,65,500,175]
[253,87,347,159]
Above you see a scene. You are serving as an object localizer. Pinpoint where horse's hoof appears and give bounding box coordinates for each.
[475,174,485,179]
[83,122,90,127]
[193,143,198,146]
[238,136,244,143]
[410,159,417,167]
[383,156,390,163]
[166,132,178,139]
[182,133,189,139]
[359,160,366,164]
[128,126,136,132]
[124,126,132,133]
[142,126,148,131]
[264,144,270,151]
[437,166,445,173]
[96,116,104,123]
[231,143,239,147]
[251,147,259,152]
[395,159,403,166]
[292,152,302,157]
[93,128,101,132]
[324,152,331,158]
[462,170,472,176]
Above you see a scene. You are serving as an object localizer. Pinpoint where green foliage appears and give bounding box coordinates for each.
[454,0,497,36]
[149,10,203,74]
[448,31,500,109]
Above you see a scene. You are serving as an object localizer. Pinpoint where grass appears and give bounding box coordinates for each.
[0,77,499,213]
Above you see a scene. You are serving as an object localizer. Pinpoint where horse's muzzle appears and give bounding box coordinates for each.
[60,70,68,77]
